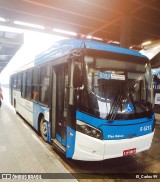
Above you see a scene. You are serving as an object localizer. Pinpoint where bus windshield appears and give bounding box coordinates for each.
[79,56,153,120]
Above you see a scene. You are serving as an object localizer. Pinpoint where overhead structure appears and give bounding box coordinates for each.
[150,52,160,69]
[0,31,23,73]
[139,39,160,68]
[0,0,159,50]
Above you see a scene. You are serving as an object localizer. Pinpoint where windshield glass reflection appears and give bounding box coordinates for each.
[78,57,153,120]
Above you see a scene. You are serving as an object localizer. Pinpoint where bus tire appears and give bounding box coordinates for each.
[40,116,47,142]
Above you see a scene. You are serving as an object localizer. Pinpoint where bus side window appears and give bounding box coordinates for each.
[26,70,32,100]
[40,65,50,106]
[17,73,21,91]
[32,89,39,101]
[22,72,26,98]
[32,68,39,102]
[13,74,17,90]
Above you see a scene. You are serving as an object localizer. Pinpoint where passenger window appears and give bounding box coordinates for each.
[17,74,21,91]
[40,65,50,105]
[22,72,26,98]
[13,75,17,90]
[26,70,32,100]
[32,68,39,102]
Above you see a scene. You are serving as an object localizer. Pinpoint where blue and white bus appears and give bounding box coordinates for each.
[10,39,155,161]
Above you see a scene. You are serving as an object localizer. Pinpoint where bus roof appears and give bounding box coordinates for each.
[35,38,147,66]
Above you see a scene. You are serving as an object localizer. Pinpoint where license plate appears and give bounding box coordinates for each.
[123,148,136,156]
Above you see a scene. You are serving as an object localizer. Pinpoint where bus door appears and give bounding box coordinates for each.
[52,66,68,147]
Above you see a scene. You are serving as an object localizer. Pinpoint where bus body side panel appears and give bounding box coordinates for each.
[15,90,33,125]
[55,133,67,146]
[33,103,51,142]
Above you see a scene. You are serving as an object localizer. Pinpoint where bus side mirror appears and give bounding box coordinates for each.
[73,63,82,88]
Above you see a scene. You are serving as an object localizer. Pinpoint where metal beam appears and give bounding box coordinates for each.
[86,17,121,36]
[120,14,132,48]
[86,0,156,46]
[134,17,160,28]
[0,4,100,33]
[78,0,123,16]
[131,0,160,13]
[21,0,107,23]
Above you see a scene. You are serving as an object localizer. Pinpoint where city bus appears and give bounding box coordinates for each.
[10,38,155,161]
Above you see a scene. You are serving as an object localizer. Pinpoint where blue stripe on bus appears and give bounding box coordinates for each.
[35,39,146,65]
[100,120,154,140]
[47,121,51,142]
[85,40,145,57]
[55,133,66,146]
[56,133,61,143]
[76,110,154,126]
[61,138,66,146]
[66,126,76,158]
[76,111,154,140]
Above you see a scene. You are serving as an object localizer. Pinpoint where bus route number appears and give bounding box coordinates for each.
[140,125,152,132]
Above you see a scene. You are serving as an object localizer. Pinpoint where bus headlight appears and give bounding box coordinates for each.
[76,120,102,140]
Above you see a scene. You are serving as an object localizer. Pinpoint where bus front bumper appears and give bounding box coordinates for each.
[72,131,154,161]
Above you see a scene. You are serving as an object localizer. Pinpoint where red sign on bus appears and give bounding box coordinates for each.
[123,148,136,156]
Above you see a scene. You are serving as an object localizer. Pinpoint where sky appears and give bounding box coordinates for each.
[0,26,65,84]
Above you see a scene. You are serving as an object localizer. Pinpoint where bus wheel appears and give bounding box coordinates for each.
[40,116,47,142]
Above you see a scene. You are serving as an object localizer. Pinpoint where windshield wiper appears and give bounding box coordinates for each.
[128,89,137,114]
[107,93,122,123]
[128,83,148,113]
[134,100,148,112]
[108,90,137,122]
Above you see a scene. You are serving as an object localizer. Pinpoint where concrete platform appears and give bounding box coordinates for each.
[0,90,77,182]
